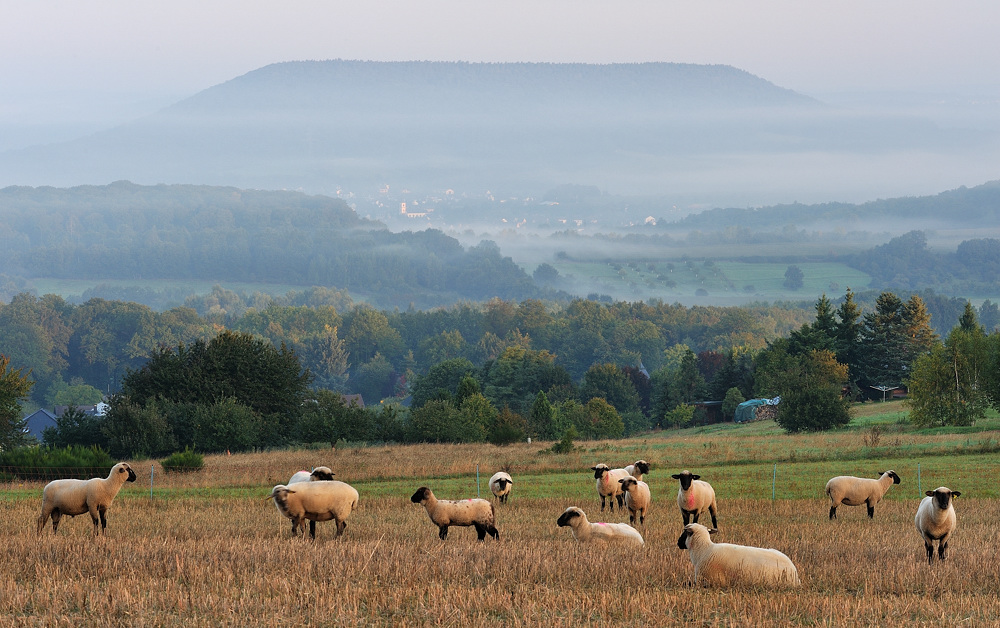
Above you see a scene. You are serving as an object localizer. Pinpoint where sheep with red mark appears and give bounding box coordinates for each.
[556,507,644,546]
[677,523,800,587]
[672,470,718,529]
[591,463,628,512]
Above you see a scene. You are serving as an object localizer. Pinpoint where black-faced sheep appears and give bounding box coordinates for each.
[489,471,513,504]
[410,487,499,541]
[677,523,801,587]
[619,476,651,527]
[592,464,628,512]
[825,470,900,519]
[556,506,644,546]
[915,486,961,564]
[671,470,718,529]
[270,480,359,540]
[624,460,650,481]
[37,462,137,535]
[287,466,335,485]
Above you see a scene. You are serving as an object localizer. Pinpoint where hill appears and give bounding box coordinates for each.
[1,60,971,203]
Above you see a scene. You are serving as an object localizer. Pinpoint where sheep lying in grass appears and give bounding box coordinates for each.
[677,523,800,587]
[37,462,137,536]
[410,487,499,541]
[489,471,514,504]
[556,506,644,546]
[825,470,900,520]
[592,464,627,512]
[270,480,359,540]
[287,466,336,485]
[624,460,650,481]
[915,486,961,564]
[619,476,651,527]
[672,470,718,529]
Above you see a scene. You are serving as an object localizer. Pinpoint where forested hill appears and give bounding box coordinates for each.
[670,180,1000,230]
[0,181,552,308]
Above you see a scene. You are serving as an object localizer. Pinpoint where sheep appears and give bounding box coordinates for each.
[915,486,961,564]
[556,506,644,546]
[270,480,359,540]
[288,465,336,485]
[825,470,900,520]
[618,476,651,527]
[410,486,499,541]
[591,464,628,512]
[624,460,650,481]
[671,470,718,529]
[489,471,514,504]
[37,462,137,536]
[677,523,801,587]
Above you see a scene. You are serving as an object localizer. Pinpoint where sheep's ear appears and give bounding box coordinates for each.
[952,491,961,498]
[925,490,935,497]
[691,474,701,480]
[590,466,599,471]
[671,474,681,479]
[708,528,718,535]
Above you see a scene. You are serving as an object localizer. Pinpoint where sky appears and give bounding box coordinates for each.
[1,1,998,149]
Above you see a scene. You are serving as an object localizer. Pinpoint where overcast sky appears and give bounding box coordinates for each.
[2,0,998,148]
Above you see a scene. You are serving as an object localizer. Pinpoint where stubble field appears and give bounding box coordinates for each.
[3,416,999,626]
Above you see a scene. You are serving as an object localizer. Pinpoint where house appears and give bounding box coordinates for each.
[23,409,57,441]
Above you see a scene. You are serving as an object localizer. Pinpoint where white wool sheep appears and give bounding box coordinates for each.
[825,470,900,519]
[677,523,801,587]
[591,464,628,512]
[270,480,359,540]
[624,460,650,481]
[489,471,514,504]
[37,462,137,535]
[288,466,336,485]
[410,486,499,541]
[671,470,718,529]
[556,506,644,546]
[915,486,961,564]
[618,476,651,527]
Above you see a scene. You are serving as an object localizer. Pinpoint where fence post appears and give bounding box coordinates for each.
[917,463,921,496]
[150,464,154,499]
[772,464,776,501]
[476,463,480,498]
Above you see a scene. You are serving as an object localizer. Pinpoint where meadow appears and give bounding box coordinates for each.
[3,402,999,626]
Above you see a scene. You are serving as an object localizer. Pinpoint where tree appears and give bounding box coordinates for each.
[722,387,745,421]
[42,406,108,450]
[532,263,560,285]
[409,358,475,409]
[528,391,555,439]
[857,292,908,390]
[578,363,640,415]
[773,350,851,433]
[834,288,862,381]
[788,295,836,355]
[0,354,34,450]
[907,319,988,428]
[783,265,804,290]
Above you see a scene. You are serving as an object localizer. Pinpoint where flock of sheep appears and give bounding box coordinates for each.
[35,459,962,586]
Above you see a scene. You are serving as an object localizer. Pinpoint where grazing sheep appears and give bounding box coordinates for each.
[410,487,499,541]
[671,470,718,529]
[677,523,801,587]
[270,480,359,540]
[556,506,644,546]
[592,464,628,512]
[489,471,514,504]
[288,466,336,485]
[825,470,900,519]
[915,487,961,564]
[624,460,650,481]
[37,462,137,535]
[619,476,651,527]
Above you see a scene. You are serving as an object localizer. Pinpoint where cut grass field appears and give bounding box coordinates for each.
[5,403,999,626]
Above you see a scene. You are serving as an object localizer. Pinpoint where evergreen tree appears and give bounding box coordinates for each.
[0,354,34,450]
[834,287,862,379]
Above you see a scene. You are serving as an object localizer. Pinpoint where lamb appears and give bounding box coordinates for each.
[825,470,900,519]
[677,523,801,587]
[37,462,137,535]
[591,464,628,512]
[287,466,335,484]
[915,486,961,564]
[489,471,514,504]
[410,486,499,541]
[671,470,718,529]
[624,460,650,481]
[619,476,651,527]
[270,480,359,540]
[556,506,644,546]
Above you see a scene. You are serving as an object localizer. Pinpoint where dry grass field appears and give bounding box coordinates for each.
[4,420,1000,626]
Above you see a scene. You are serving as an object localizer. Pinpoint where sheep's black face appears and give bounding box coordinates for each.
[619,478,636,491]
[311,468,335,481]
[930,489,956,510]
[410,487,430,503]
[890,471,901,485]
[557,509,580,527]
[591,466,608,480]
[672,471,697,490]
[635,461,650,476]
[677,529,691,550]
[496,479,510,490]
[125,466,136,482]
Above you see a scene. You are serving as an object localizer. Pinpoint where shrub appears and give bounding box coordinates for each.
[722,387,746,421]
[550,426,578,454]
[0,445,115,481]
[161,448,204,473]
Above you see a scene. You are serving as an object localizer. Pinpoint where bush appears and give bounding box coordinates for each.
[722,387,745,421]
[161,448,204,473]
[0,445,115,481]
[550,426,578,454]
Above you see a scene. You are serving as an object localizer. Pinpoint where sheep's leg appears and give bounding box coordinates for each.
[487,524,499,540]
[682,510,691,525]
[866,503,875,519]
[600,495,607,511]
[438,525,449,540]
[309,520,317,540]
[690,511,700,524]
[37,508,52,535]
[474,523,487,541]
[924,540,935,564]
[629,511,636,526]
[99,506,108,534]
[50,509,62,534]
[336,520,347,538]
[616,494,625,511]
[709,505,718,530]
[829,505,837,520]
[938,539,948,561]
